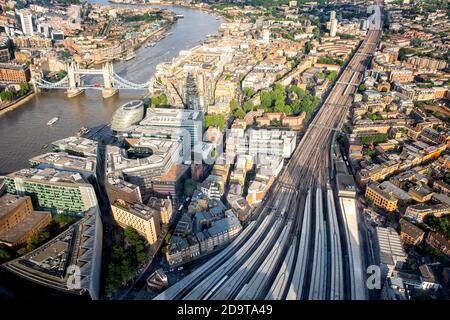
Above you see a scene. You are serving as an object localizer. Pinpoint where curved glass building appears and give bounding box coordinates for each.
[111,100,145,132]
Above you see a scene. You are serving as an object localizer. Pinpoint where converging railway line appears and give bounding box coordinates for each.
[154,9,382,301]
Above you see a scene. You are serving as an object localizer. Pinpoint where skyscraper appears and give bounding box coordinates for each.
[17,9,35,36]
[329,10,338,37]
[330,18,338,37]
[262,28,270,45]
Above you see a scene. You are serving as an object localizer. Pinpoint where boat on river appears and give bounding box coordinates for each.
[47,117,59,126]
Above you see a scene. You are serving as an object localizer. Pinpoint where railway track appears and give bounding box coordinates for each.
[154,11,382,300]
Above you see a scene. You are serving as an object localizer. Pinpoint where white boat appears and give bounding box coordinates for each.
[47,117,59,126]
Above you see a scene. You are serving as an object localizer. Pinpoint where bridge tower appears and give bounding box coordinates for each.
[67,61,84,98]
[102,61,118,98]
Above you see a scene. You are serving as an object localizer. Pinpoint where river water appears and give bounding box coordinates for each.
[0,1,222,299]
[0,1,222,174]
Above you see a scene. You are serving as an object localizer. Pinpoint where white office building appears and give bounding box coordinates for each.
[140,108,203,147]
[17,9,35,36]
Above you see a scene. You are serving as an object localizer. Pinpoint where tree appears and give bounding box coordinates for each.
[304,41,313,54]
[57,70,67,79]
[27,231,50,250]
[425,216,450,239]
[19,82,31,95]
[124,227,147,264]
[0,245,11,262]
[358,83,367,92]
[411,38,422,48]
[54,214,77,229]
[233,108,246,119]
[318,56,344,66]
[151,94,168,107]
[229,98,240,111]
[274,99,285,113]
[243,87,255,98]
[326,71,337,82]
[360,134,388,145]
[0,90,14,101]
[398,47,415,61]
[184,179,197,196]
[60,49,72,59]
[204,114,226,131]
[369,113,383,121]
[260,91,272,110]
[243,101,255,113]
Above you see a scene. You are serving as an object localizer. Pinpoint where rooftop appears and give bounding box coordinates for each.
[7,168,89,186]
[30,152,96,174]
[52,136,98,157]
[380,181,412,202]
[0,194,28,220]
[400,219,425,240]
[0,211,51,245]
[140,108,203,125]
[376,227,407,267]
[112,200,159,221]
[3,207,102,299]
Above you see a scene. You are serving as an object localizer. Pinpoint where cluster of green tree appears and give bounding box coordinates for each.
[414,100,433,109]
[304,41,313,54]
[230,98,246,119]
[0,82,32,102]
[54,214,77,229]
[183,178,197,197]
[161,230,173,254]
[363,148,377,158]
[230,83,320,121]
[425,216,450,239]
[59,0,81,4]
[261,83,320,119]
[336,33,356,40]
[60,49,72,60]
[105,227,148,295]
[317,56,345,66]
[56,70,68,80]
[120,12,163,23]
[398,47,416,61]
[151,94,168,107]
[368,113,383,121]
[0,244,12,263]
[419,0,450,12]
[358,83,367,93]
[243,87,256,98]
[445,172,450,186]
[317,70,338,82]
[411,38,422,48]
[17,231,51,256]
[360,133,388,145]
[204,113,227,131]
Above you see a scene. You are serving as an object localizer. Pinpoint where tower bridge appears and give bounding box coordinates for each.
[34,61,150,98]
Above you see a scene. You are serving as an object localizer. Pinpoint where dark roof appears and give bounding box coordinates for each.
[400,219,425,240]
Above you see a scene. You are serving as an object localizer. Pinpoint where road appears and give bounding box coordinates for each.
[153,5,383,301]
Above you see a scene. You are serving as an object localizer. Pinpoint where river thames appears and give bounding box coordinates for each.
[0,1,222,299]
[0,1,222,174]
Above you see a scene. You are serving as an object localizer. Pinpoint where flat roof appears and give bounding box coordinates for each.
[376,227,407,267]
[30,152,96,174]
[0,194,28,220]
[380,181,411,201]
[0,211,51,245]
[7,168,89,187]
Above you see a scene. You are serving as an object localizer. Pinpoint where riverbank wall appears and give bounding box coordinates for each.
[0,91,36,116]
